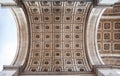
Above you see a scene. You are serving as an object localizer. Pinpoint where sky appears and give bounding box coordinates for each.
[99,0,119,4]
[0,0,13,2]
[0,0,119,72]
[0,8,17,71]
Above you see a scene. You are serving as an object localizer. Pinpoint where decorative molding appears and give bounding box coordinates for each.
[86,7,106,65]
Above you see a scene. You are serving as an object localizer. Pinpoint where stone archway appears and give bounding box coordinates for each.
[23,1,92,73]
[1,0,120,76]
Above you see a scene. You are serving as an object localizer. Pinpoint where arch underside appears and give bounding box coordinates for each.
[97,7,120,65]
[0,0,120,76]
[23,1,92,73]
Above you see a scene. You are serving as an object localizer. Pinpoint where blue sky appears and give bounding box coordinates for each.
[0,8,17,71]
[99,0,118,4]
[0,0,13,2]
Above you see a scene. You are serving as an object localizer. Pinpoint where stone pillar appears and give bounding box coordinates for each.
[97,68,120,76]
[0,1,17,7]
[94,65,120,76]
[0,65,21,76]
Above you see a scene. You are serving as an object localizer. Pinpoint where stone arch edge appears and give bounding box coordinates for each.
[0,6,29,76]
